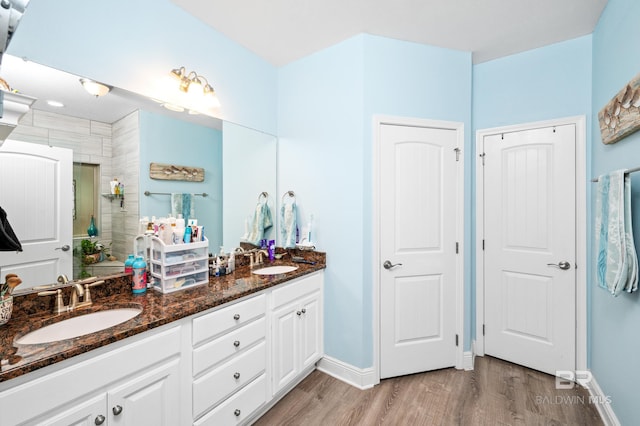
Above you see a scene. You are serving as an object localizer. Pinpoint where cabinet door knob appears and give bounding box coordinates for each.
[301,308,306,314]
[112,405,123,416]
[94,414,106,425]
[233,340,240,347]
[234,409,241,417]
[233,372,240,379]
[296,311,302,316]
[233,313,240,320]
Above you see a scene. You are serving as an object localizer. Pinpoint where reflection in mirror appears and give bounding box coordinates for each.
[0,54,276,293]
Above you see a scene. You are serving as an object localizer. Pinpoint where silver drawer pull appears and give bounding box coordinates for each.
[233,313,240,320]
[234,409,241,417]
[112,405,123,416]
[234,372,240,379]
[94,415,106,425]
[233,340,240,347]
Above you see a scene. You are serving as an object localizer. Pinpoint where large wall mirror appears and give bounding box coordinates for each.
[0,54,277,293]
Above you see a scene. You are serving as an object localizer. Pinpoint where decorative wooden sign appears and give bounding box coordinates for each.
[598,72,640,145]
[149,163,205,182]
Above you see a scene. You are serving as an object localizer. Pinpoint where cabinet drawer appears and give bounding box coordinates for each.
[193,317,266,376]
[272,272,323,309]
[195,373,267,426]
[193,342,266,420]
[193,294,266,345]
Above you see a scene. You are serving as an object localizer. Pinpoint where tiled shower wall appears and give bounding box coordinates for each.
[111,111,140,261]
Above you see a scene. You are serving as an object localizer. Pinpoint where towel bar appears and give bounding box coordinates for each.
[591,166,640,182]
[144,191,208,197]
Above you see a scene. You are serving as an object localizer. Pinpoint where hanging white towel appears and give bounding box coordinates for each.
[595,170,638,295]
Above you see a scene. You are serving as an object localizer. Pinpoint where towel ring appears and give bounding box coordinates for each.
[282,190,296,203]
[258,191,269,203]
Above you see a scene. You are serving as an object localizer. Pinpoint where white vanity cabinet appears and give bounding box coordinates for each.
[271,272,323,395]
[192,294,268,425]
[0,326,183,426]
[0,269,325,426]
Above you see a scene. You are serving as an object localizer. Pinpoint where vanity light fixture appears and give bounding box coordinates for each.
[79,78,111,97]
[169,66,220,108]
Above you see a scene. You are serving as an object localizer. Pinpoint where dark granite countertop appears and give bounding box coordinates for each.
[0,250,325,383]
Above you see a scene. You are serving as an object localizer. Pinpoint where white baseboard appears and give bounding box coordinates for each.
[316,356,376,390]
[587,374,620,426]
[463,349,475,371]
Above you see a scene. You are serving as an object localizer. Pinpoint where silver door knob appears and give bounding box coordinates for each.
[94,415,106,425]
[234,372,240,379]
[383,260,403,270]
[112,405,123,416]
[55,245,70,251]
[547,261,571,270]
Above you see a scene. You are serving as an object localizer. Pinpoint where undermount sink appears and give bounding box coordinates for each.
[15,308,143,345]
[252,265,299,275]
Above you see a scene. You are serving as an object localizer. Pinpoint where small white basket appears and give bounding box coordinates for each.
[0,296,13,325]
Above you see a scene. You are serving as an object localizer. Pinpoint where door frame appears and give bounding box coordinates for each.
[474,115,587,372]
[373,115,465,384]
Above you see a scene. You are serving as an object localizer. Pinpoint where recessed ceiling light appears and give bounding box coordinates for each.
[46,100,64,108]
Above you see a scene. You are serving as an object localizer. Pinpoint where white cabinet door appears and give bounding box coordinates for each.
[41,394,107,426]
[107,358,181,426]
[299,291,322,371]
[271,277,323,395]
[271,302,299,394]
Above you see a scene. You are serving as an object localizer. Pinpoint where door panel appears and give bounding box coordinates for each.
[484,125,575,375]
[380,124,458,379]
[0,140,72,289]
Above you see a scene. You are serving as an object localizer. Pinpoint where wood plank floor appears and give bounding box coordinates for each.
[254,356,603,426]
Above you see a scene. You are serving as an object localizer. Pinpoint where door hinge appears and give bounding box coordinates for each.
[482,239,485,250]
[455,334,459,347]
[479,152,486,166]
[455,242,459,254]
[483,324,485,336]
[454,147,461,161]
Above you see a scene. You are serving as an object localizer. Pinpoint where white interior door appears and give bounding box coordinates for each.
[379,123,460,379]
[0,139,73,290]
[483,125,576,375]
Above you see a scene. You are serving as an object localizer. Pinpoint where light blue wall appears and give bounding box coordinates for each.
[472,36,593,346]
[139,111,223,250]
[278,34,472,367]
[7,0,277,134]
[591,0,640,424]
[362,35,472,352]
[278,35,366,367]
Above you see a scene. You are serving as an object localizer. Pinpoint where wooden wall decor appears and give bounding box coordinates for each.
[598,72,640,145]
[149,162,205,182]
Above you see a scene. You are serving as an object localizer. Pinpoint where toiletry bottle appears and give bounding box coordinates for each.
[174,214,185,244]
[183,226,192,244]
[132,256,147,294]
[124,254,135,274]
[228,251,235,273]
[268,240,275,262]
